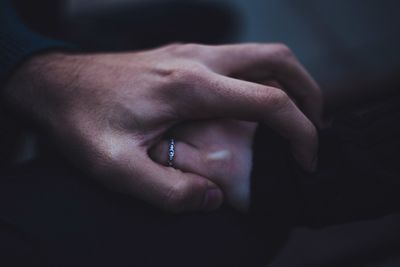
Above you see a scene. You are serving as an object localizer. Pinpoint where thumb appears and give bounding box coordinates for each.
[139,155,224,213]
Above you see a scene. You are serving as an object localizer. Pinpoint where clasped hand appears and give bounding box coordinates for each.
[5,43,322,212]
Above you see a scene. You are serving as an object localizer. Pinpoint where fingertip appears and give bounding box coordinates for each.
[201,187,224,211]
[292,148,318,173]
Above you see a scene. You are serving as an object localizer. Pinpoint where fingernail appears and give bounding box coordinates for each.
[202,188,223,211]
[207,150,231,161]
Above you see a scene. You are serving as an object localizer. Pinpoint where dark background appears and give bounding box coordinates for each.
[12,0,400,90]
[3,1,400,265]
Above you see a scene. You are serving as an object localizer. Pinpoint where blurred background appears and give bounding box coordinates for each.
[12,0,400,90]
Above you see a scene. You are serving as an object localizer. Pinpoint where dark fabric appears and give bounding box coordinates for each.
[1,92,400,266]
[0,158,280,267]
[251,91,400,228]
[0,0,70,88]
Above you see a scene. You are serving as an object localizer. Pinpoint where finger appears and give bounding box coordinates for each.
[204,43,323,127]
[149,137,252,212]
[134,152,223,213]
[261,80,283,89]
[90,137,223,213]
[177,73,318,171]
[149,139,210,177]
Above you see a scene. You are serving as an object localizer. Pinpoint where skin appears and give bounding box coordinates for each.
[3,43,322,213]
[150,120,257,212]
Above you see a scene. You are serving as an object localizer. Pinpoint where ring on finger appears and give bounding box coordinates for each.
[168,138,175,167]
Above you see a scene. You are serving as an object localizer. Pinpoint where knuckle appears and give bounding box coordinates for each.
[180,43,210,57]
[264,89,291,111]
[168,63,208,86]
[180,43,202,53]
[271,43,294,59]
[164,43,205,56]
[264,43,297,71]
[162,43,183,52]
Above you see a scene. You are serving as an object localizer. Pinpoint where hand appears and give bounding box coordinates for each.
[4,43,322,212]
[150,120,257,212]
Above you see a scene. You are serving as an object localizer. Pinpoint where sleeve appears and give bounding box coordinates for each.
[0,0,72,88]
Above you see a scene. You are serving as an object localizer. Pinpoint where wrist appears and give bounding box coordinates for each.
[3,51,83,125]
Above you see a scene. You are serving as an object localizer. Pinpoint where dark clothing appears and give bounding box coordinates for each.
[1,0,400,266]
[0,0,67,87]
[252,91,400,229]
[1,91,400,266]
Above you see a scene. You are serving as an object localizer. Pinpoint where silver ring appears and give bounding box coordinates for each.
[168,138,175,167]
